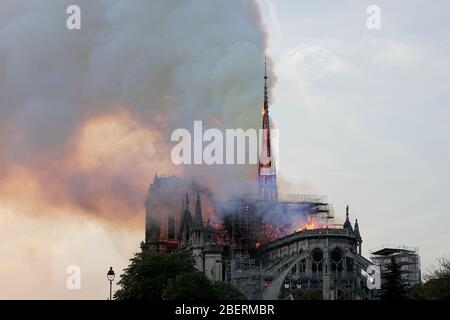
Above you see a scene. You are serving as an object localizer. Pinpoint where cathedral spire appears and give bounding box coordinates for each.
[343,205,353,232]
[179,193,193,236]
[194,189,202,227]
[264,56,268,113]
[258,57,278,201]
[354,218,361,239]
[354,218,362,254]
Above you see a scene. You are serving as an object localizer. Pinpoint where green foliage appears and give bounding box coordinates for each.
[409,256,450,300]
[381,257,408,300]
[162,272,216,300]
[293,288,323,300]
[114,251,196,300]
[114,251,247,300]
[212,281,247,300]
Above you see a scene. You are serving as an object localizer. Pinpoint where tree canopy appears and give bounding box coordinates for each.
[162,272,215,300]
[212,281,248,300]
[409,256,450,300]
[114,251,196,300]
[293,288,323,300]
[114,251,246,300]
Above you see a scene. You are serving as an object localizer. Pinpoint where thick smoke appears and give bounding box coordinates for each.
[0,0,274,226]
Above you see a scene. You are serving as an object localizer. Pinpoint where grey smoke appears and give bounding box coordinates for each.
[0,0,274,220]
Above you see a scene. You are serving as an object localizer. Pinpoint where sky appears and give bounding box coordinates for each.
[0,0,449,299]
[258,0,450,271]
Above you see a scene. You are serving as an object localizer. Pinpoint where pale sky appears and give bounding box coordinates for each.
[258,0,450,272]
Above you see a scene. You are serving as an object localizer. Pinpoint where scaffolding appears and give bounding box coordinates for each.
[220,193,337,298]
[222,205,263,250]
[370,245,421,286]
[229,251,261,299]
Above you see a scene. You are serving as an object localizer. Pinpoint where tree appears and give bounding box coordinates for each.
[425,256,450,281]
[293,288,323,300]
[408,283,426,300]
[114,251,196,300]
[212,281,247,300]
[381,257,407,300]
[409,256,450,300]
[162,272,216,300]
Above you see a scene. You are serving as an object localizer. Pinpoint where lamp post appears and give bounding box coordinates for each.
[283,278,293,300]
[296,279,302,290]
[107,267,115,300]
[211,259,222,281]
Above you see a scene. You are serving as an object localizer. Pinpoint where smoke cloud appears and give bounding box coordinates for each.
[0,0,273,298]
[0,0,274,299]
[0,0,274,225]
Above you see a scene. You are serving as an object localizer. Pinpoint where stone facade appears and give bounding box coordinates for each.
[177,190,223,282]
[259,207,373,300]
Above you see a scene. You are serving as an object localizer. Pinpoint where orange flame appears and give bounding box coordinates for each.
[296,216,328,231]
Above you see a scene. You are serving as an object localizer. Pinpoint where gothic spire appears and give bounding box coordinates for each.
[258,57,278,201]
[354,218,361,239]
[343,205,353,232]
[179,194,193,234]
[264,56,269,113]
[194,189,202,227]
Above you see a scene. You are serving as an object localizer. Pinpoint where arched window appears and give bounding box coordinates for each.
[331,248,344,274]
[311,248,324,278]
[299,258,307,274]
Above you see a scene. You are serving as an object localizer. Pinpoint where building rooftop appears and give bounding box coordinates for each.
[370,245,418,256]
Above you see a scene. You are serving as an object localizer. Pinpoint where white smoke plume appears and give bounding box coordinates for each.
[0,0,273,298]
[0,0,274,224]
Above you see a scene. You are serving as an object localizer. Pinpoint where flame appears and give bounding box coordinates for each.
[296,215,328,231]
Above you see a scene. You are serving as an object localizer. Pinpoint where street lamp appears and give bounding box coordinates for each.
[107,267,115,300]
[211,259,222,281]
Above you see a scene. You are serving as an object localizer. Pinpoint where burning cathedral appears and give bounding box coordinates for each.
[141,63,376,300]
